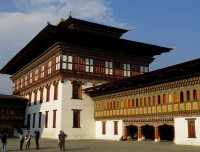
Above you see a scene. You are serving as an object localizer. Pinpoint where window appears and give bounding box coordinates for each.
[163,94,166,104]
[144,97,146,106]
[27,114,31,130]
[174,92,178,102]
[33,113,36,128]
[180,91,184,102]
[136,98,138,107]
[56,56,60,70]
[123,63,131,77]
[114,121,118,135]
[105,61,113,75]
[30,73,32,84]
[45,111,49,128]
[34,90,37,105]
[46,86,50,102]
[35,69,38,81]
[25,75,27,86]
[72,110,81,128]
[153,96,155,105]
[16,80,19,90]
[186,118,196,138]
[54,84,58,100]
[102,121,106,135]
[140,66,149,73]
[168,93,172,103]
[148,96,151,105]
[140,98,143,106]
[53,110,57,128]
[186,90,190,101]
[62,55,73,70]
[158,95,161,104]
[48,61,51,75]
[85,58,94,73]
[20,78,23,88]
[41,65,44,78]
[40,89,43,103]
[38,112,42,128]
[72,81,82,99]
[193,89,197,100]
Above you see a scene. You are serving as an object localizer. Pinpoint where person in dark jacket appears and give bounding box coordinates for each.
[1,131,7,152]
[34,130,40,150]
[19,132,25,150]
[58,131,67,151]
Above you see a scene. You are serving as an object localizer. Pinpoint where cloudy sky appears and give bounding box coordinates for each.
[0,0,200,94]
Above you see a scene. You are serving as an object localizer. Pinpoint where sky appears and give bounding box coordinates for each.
[0,0,200,94]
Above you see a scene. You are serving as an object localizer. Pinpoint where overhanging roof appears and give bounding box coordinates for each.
[0,17,172,75]
[84,58,200,97]
[0,94,28,105]
[56,17,129,38]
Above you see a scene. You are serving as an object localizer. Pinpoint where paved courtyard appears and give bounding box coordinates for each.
[4,137,200,152]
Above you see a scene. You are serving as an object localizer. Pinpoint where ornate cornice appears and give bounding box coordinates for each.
[11,43,61,81]
[92,74,200,101]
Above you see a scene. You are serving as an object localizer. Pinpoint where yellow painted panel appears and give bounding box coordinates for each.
[193,102,198,110]
[136,108,139,114]
[143,107,147,114]
[120,109,124,115]
[157,106,161,113]
[152,107,156,113]
[131,108,135,114]
[117,110,119,115]
[162,105,167,112]
[186,103,191,110]
[128,109,131,115]
[168,105,172,112]
[174,104,179,111]
[107,110,109,116]
[179,103,185,111]
[104,111,106,116]
[110,110,113,116]
[139,108,143,114]
[113,110,116,115]
[148,107,151,114]
[124,109,127,115]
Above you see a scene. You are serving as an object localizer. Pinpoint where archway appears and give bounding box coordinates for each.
[159,124,174,141]
[142,125,154,139]
[126,125,137,139]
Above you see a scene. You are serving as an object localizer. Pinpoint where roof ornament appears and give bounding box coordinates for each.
[68,11,72,18]
[47,20,51,25]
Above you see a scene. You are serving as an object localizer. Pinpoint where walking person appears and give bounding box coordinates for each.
[34,130,40,150]
[1,131,7,152]
[19,132,25,150]
[58,130,67,151]
[25,131,31,149]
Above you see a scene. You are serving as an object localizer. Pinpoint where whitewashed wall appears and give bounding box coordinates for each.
[60,79,96,139]
[174,117,200,146]
[25,81,63,139]
[96,120,122,140]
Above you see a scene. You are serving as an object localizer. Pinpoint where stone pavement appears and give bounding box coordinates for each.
[4,137,200,152]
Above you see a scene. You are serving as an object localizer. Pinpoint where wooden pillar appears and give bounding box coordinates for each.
[123,124,127,137]
[137,126,142,141]
[154,126,160,142]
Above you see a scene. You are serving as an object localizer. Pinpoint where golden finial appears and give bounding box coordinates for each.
[68,11,72,18]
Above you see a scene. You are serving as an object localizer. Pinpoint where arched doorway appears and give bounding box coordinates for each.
[126,125,137,139]
[159,124,174,141]
[142,125,154,139]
